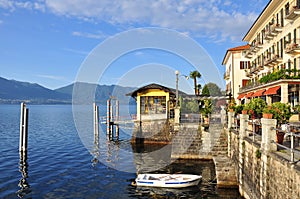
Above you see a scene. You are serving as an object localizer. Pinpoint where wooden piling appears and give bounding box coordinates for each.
[19,103,28,152]
[93,103,99,145]
[110,100,114,140]
[115,100,119,140]
[107,99,111,138]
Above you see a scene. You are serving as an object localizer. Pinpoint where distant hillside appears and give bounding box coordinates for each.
[0,77,137,104]
[56,82,136,104]
[0,77,70,104]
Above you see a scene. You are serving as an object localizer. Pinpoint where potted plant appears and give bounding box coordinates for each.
[243,98,267,134]
[270,102,292,144]
[234,104,244,115]
[262,106,273,119]
[200,99,212,128]
[227,99,236,112]
[244,98,267,119]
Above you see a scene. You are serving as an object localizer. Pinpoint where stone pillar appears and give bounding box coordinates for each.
[261,118,277,152]
[281,83,288,103]
[238,113,249,192]
[266,95,272,105]
[259,118,277,198]
[174,107,180,124]
[221,106,226,125]
[227,111,234,129]
[239,113,249,138]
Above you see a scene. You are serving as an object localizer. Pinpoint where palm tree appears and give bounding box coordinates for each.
[190,70,201,95]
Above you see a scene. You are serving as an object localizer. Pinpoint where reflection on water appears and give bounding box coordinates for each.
[17,151,31,198]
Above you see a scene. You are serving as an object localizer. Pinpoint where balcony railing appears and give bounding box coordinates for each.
[270,23,283,34]
[285,1,300,20]
[285,39,300,54]
[224,71,230,80]
[240,69,300,92]
[264,53,283,66]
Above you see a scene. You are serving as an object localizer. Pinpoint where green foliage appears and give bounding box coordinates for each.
[235,104,244,114]
[202,83,222,96]
[244,98,267,118]
[190,70,201,96]
[180,98,199,113]
[202,85,210,96]
[186,100,199,113]
[190,70,201,79]
[227,98,236,111]
[200,99,212,116]
[268,102,292,125]
[259,69,300,84]
[255,149,261,159]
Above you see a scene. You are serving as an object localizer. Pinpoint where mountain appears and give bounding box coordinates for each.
[55,82,136,104]
[0,77,70,104]
[0,77,137,104]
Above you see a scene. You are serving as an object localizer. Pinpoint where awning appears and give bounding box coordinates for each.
[245,92,254,98]
[252,89,265,97]
[237,93,246,100]
[264,86,281,95]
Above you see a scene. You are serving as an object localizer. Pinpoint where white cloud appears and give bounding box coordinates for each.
[1,0,267,43]
[36,74,66,81]
[72,31,108,39]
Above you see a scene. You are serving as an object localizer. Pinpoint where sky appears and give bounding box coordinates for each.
[0,0,270,94]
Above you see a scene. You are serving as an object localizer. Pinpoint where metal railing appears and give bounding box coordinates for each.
[271,123,300,163]
[246,119,262,142]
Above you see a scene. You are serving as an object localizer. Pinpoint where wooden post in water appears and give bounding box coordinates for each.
[106,99,111,138]
[93,103,99,145]
[19,103,29,152]
[110,100,114,140]
[115,99,119,140]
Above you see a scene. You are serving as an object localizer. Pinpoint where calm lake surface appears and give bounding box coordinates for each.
[0,105,242,198]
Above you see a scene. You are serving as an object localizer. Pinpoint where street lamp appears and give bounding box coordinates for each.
[175,70,179,108]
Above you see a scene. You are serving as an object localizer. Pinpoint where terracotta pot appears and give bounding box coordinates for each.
[276,131,285,144]
[242,110,248,114]
[229,109,234,112]
[263,113,273,119]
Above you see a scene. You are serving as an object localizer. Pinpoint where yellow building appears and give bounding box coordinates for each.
[127,83,183,121]
[231,0,300,107]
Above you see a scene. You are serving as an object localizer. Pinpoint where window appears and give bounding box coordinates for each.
[280,8,284,26]
[140,96,166,114]
[240,61,250,69]
[285,3,290,16]
[294,28,297,44]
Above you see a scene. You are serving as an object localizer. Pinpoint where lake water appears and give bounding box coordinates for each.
[0,105,242,198]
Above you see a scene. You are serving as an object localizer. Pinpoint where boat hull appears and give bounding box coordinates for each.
[135,174,202,188]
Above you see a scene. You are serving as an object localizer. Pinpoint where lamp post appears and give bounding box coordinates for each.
[175,70,179,108]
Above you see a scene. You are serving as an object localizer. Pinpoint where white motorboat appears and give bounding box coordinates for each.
[135,174,202,188]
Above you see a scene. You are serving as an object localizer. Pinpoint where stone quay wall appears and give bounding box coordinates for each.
[227,112,300,199]
[131,119,173,144]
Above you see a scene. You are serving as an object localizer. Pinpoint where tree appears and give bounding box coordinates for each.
[189,70,201,96]
[202,83,222,96]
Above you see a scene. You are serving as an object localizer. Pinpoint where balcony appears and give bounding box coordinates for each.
[254,41,263,50]
[264,54,281,67]
[285,41,300,54]
[245,50,254,58]
[270,24,282,35]
[245,69,253,78]
[239,69,300,92]
[224,71,230,80]
[264,30,274,40]
[250,66,259,74]
[285,3,300,20]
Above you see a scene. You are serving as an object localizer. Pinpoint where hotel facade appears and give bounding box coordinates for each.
[224,0,300,107]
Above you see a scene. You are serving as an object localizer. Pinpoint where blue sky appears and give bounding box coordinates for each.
[0,0,269,93]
